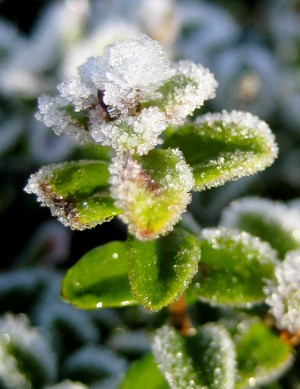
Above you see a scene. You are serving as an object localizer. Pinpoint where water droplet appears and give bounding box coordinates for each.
[96,302,103,308]
[248,377,256,387]
[112,253,119,259]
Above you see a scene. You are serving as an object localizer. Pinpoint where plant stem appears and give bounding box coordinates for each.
[168,293,192,336]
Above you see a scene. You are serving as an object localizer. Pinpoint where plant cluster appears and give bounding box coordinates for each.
[1,1,300,388]
[21,34,300,389]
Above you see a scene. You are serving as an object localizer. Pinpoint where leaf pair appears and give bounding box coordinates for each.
[25,111,278,241]
[61,229,200,311]
[119,319,293,389]
[62,225,279,312]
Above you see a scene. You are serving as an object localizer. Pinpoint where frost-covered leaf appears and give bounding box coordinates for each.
[152,323,236,389]
[163,110,278,190]
[151,60,217,124]
[110,149,194,240]
[0,313,57,389]
[24,160,121,230]
[62,241,137,309]
[119,354,169,389]
[220,197,300,259]
[192,228,279,307]
[264,249,300,333]
[127,228,200,311]
[234,318,293,388]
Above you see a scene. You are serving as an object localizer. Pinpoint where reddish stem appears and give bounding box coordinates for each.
[168,293,192,336]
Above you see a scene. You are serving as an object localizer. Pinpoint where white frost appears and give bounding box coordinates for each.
[264,250,300,333]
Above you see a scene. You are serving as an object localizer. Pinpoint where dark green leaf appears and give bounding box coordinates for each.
[152,323,236,389]
[235,318,293,388]
[163,111,278,191]
[24,160,121,230]
[118,354,169,389]
[127,228,200,311]
[62,241,137,309]
[192,228,279,307]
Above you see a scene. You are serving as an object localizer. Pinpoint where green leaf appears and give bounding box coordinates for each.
[61,241,137,309]
[192,228,279,307]
[118,354,169,389]
[163,111,278,191]
[220,196,300,259]
[152,323,236,389]
[127,228,200,311]
[24,160,121,230]
[110,149,194,240]
[235,318,293,388]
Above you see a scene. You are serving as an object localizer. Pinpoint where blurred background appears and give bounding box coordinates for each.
[1,0,300,388]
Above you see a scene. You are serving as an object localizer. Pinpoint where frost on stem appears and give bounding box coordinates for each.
[264,250,300,334]
[35,34,217,155]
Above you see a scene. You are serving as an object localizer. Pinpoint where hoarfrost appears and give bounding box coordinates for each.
[35,34,217,155]
[264,250,300,333]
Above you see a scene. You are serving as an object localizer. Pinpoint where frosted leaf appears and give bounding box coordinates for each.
[197,227,279,308]
[234,317,294,387]
[193,110,278,189]
[24,160,118,231]
[201,227,279,267]
[220,196,300,258]
[35,95,93,143]
[57,78,95,112]
[0,313,57,389]
[163,60,218,124]
[86,34,174,113]
[152,326,200,389]
[264,250,300,333]
[152,324,236,389]
[90,107,166,155]
[109,149,194,240]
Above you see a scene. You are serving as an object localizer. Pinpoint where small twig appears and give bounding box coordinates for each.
[168,293,192,336]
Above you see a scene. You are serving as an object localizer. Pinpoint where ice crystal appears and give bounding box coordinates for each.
[264,250,300,333]
[35,34,217,155]
[36,95,93,143]
[90,106,167,155]
[84,34,174,111]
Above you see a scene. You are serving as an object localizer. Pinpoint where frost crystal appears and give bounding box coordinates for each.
[164,60,218,123]
[35,34,217,155]
[35,95,93,143]
[264,250,300,333]
[90,106,167,155]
